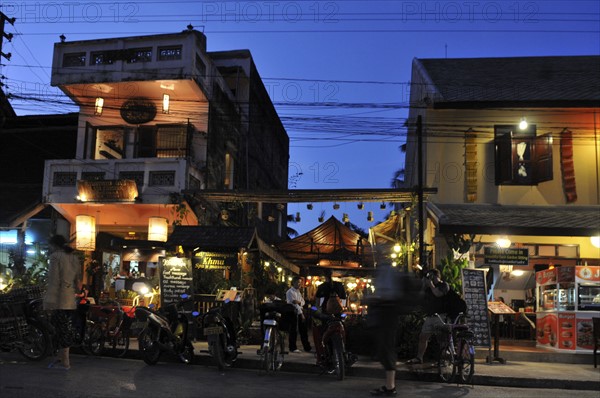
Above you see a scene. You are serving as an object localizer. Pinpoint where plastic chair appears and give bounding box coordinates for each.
[593,317,600,368]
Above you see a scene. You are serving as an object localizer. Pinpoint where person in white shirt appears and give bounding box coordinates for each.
[286,276,312,353]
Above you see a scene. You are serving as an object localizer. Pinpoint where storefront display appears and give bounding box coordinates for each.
[536,266,600,351]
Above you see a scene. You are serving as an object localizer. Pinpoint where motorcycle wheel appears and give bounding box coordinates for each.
[87,323,105,356]
[179,341,194,365]
[208,334,226,371]
[138,328,161,365]
[331,334,345,381]
[18,320,51,361]
[110,329,130,358]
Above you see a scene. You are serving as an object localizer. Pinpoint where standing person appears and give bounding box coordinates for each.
[406,268,449,365]
[313,269,346,364]
[286,276,311,353]
[44,234,82,371]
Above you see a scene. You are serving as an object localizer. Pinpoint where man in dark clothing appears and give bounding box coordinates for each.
[406,268,449,364]
[315,268,346,312]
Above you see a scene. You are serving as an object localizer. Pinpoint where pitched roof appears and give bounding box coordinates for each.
[428,203,600,236]
[276,216,374,269]
[415,56,600,107]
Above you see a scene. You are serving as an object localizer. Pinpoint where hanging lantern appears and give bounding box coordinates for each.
[367,211,374,222]
[76,215,96,251]
[342,213,349,223]
[148,217,168,242]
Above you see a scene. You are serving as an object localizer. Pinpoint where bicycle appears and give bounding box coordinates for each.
[434,312,475,384]
[86,300,134,358]
[257,302,295,375]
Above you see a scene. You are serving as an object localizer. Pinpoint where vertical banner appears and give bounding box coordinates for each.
[159,256,193,307]
[462,268,491,347]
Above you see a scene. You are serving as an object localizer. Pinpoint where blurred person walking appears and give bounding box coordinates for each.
[44,234,82,370]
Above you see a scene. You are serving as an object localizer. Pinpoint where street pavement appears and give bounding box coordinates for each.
[190,342,600,391]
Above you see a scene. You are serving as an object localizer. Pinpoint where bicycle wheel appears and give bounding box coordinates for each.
[456,338,475,384]
[273,331,284,371]
[18,320,50,361]
[331,334,345,381]
[438,343,455,383]
[110,329,130,358]
[87,323,105,356]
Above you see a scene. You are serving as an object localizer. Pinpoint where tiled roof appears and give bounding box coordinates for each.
[430,203,600,236]
[167,226,256,250]
[417,56,600,105]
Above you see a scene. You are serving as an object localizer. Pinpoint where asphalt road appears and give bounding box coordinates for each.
[1,352,599,398]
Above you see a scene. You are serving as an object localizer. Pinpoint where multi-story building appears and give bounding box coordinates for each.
[43,29,289,253]
[402,56,599,287]
[402,55,600,350]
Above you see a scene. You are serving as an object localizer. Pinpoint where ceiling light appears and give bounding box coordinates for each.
[519,117,528,130]
[496,236,511,248]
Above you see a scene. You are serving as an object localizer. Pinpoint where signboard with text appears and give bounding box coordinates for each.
[159,256,193,307]
[462,268,491,347]
[484,247,529,266]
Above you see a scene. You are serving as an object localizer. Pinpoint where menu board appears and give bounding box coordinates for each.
[462,268,491,347]
[159,256,193,306]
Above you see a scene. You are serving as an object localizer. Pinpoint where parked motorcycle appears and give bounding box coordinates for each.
[312,308,357,380]
[201,303,239,371]
[135,294,197,365]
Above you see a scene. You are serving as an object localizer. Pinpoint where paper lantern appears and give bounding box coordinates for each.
[148,217,168,242]
[76,215,96,251]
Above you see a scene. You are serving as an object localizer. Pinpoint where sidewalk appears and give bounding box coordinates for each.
[190,341,600,391]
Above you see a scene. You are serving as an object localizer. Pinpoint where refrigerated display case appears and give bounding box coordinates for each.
[535,266,600,352]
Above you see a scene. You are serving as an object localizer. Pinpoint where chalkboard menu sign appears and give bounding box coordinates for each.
[462,268,491,347]
[159,256,193,307]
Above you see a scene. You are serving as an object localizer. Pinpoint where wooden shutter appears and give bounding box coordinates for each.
[534,133,553,184]
[494,127,513,185]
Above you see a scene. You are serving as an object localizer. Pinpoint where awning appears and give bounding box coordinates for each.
[428,203,600,236]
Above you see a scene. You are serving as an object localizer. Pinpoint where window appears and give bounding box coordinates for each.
[94,128,125,159]
[53,172,77,186]
[135,124,189,158]
[158,46,182,61]
[149,171,175,186]
[63,52,86,67]
[127,47,152,63]
[90,51,114,65]
[494,124,553,185]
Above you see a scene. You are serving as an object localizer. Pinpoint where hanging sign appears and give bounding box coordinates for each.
[484,247,529,266]
[77,179,138,202]
[193,251,237,270]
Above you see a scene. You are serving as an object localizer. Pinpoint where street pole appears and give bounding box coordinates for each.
[417,115,425,272]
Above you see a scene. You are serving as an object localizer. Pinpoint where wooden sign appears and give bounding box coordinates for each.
[77,179,138,202]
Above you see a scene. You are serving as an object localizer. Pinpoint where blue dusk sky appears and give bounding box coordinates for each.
[1,1,598,235]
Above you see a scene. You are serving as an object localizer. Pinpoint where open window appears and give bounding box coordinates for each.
[92,127,126,160]
[494,125,553,185]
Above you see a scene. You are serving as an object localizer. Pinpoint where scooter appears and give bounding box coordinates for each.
[201,303,239,371]
[135,294,198,365]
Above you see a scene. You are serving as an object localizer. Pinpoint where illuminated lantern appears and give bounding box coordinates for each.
[148,217,168,242]
[76,215,96,251]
